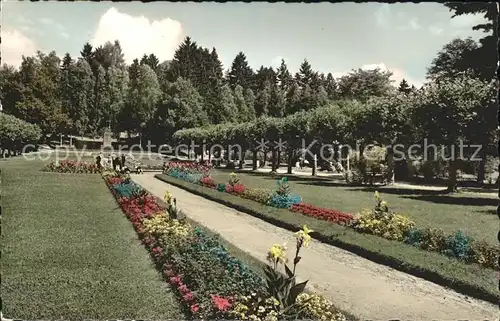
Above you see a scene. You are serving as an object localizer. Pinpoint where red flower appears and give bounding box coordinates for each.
[190,304,200,313]
[178,284,189,294]
[170,276,181,285]
[182,291,195,302]
[211,295,232,311]
[290,202,354,225]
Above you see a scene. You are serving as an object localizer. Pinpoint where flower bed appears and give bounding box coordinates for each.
[103,172,348,321]
[42,160,101,174]
[161,163,498,271]
[290,203,354,225]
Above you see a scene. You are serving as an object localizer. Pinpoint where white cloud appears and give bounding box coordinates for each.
[331,63,424,88]
[39,17,54,25]
[449,14,487,29]
[361,63,423,88]
[60,32,70,39]
[375,4,391,26]
[397,17,421,31]
[91,7,184,64]
[1,28,38,68]
[429,25,443,36]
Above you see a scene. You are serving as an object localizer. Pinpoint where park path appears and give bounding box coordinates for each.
[132,173,498,320]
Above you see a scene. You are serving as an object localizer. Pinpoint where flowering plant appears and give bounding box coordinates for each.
[262,225,313,317]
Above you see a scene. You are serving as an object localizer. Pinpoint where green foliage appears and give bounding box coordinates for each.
[337,68,395,102]
[0,113,42,152]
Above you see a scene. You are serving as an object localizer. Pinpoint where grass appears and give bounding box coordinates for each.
[209,169,498,245]
[1,157,185,319]
[155,173,498,304]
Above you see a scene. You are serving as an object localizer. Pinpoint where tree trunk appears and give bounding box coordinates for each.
[239,149,245,169]
[252,150,258,170]
[287,149,293,174]
[447,160,458,193]
[476,147,487,185]
[262,150,267,168]
[277,150,281,168]
[312,154,317,176]
[386,146,395,185]
[271,148,277,172]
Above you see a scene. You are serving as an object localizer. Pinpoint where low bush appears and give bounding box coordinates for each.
[42,160,101,174]
[352,192,415,241]
[240,188,273,204]
[290,203,354,225]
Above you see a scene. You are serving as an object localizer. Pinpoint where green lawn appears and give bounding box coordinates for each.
[1,157,184,319]
[210,169,498,245]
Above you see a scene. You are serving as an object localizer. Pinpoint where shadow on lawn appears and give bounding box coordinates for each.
[402,194,498,207]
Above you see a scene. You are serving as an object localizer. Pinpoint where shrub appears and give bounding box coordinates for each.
[290,203,354,225]
[268,194,302,209]
[468,240,499,269]
[216,183,226,192]
[296,293,347,321]
[200,176,216,188]
[442,230,472,260]
[353,192,415,241]
[419,228,447,252]
[240,188,273,204]
[225,183,246,194]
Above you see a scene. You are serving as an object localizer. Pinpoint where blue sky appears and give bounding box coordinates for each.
[1,1,490,87]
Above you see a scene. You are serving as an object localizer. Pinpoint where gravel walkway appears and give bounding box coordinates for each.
[132,173,498,320]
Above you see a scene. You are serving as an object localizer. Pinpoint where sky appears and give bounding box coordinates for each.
[1,1,491,88]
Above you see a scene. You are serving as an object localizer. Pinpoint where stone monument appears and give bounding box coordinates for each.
[102,129,112,148]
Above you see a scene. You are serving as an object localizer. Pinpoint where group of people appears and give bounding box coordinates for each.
[95,153,143,174]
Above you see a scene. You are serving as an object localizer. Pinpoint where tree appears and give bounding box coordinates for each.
[398,79,412,94]
[243,88,257,121]
[276,59,292,92]
[80,42,94,66]
[228,52,255,90]
[106,66,128,133]
[269,85,286,118]
[426,38,480,82]
[126,64,161,143]
[169,36,199,83]
[153,77,209,142]
[444,2,497,81]
[325,73,337,100]
[337,68,394,102]
[295,59,314,89]
[68,59,94,136]
[91,65,109,133]
[255,80,272,117]
[234,85,251,122]
[140,53,160,74]
[218,84,238,123]
[411,75,495,192]
[285,81,302,115]
[0,64,23,115]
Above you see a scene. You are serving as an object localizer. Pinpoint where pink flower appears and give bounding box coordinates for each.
[169,276,181,285]
[182,291,194,302]
[211,295,232,311]
[178,284,189,294]
[190,304,199,313]
[165,269,175,277]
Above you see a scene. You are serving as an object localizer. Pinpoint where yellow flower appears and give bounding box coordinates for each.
[164,191,172,203]
[266,244,288,264]
[295,225,313,247]
[374,191,380,200]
